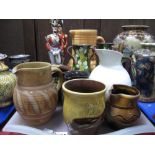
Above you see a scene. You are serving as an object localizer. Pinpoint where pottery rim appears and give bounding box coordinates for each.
[122,25,149,30]
[12,62,52,76]
[71,44,92,47]
[12,61,52,73]
[97,42,113,45]
[95,48,123,56]
[9,54,30,59]
[62,79,106,96]
[111,84,140,99]
[69,29,97,33]
[140,42,155,47]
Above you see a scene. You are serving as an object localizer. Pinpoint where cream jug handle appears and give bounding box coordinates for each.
[51,65,63,91]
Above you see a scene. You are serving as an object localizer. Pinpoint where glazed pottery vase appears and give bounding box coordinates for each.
[134,43,155,102]
[68,29,105,72]
[62,79,106,134]
[67,45,97,72]
[89,49,131,100]
[105,84,141,129]
[113,25,154,53]
[113,25,154,82]
[12,62,63,125]
[0,53,16,107]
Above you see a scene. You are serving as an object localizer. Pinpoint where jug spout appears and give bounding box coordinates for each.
[12,64,27,76]
[95,49,123,66]
[12,62,53,87]
[12,66,21,74]
[110,84,140,108]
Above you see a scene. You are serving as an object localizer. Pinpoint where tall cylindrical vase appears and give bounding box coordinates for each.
[67,29,105,72]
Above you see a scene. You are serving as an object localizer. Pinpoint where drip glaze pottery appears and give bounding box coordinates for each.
[105,84,141,129]
[12,62,63,125]
[89,49,131,100]
[62,79,106,134]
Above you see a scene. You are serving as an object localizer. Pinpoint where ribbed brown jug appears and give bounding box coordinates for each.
[12,62,63,125]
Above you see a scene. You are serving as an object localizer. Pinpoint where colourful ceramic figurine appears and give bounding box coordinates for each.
[0,53,16,107]
[45,19,68,64]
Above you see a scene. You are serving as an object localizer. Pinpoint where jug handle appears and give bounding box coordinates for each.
[51,65,63,92]
[96,36,105,44]
[90,46,96,57]
[67,46,76,64]
[89,46,99,65]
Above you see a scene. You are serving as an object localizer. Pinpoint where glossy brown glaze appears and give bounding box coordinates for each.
[105,84,141,129]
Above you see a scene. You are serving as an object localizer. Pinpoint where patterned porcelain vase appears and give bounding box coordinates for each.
[12,62,63,125]
[134,43,155,102]
[113,25,154,84]
[0,53,16,107]
[67,45,97,72]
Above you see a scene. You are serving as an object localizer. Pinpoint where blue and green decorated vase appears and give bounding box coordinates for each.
[135,43,155,102]
[67,45,97,72]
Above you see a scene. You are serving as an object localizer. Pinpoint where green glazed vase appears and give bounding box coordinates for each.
[0,54,16,107]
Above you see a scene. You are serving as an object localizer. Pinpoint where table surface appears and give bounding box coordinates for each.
[2,106,155,135]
